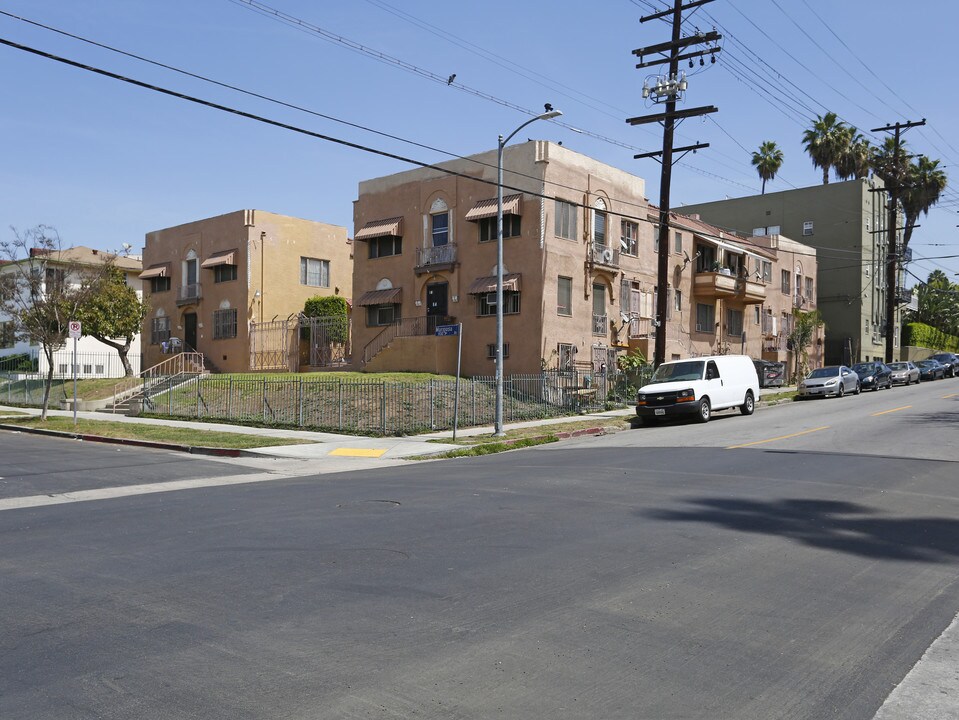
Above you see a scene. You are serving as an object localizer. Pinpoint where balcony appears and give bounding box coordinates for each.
[591,243,620,268]
[415,243,457,274]
[592,313,608,336]
[628,316,652,338]
[176,283,202,306]
[693,271,765,304]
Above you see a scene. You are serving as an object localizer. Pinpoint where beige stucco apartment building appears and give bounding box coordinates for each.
[352,141,819,377]
[141,210,351,373]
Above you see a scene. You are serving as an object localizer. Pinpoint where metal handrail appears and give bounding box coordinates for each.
[362,316,429,364]
[111,351,206,409]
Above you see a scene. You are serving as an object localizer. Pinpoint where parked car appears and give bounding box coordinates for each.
[916,359,946,381]
[851,362,893,391]
[887,361,920,386]
[797,365,861,399]
[635,354,759,424]
[753,359,785,388]
[930,353,959,378]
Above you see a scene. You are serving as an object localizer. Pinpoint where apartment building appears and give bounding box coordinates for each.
[682,178,900,364]
[352,141,819,377]
[141,210,351,373]
[0,246,143,377]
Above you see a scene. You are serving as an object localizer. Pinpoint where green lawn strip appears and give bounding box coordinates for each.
[416,435,560,459]
[761,390,798,403]
[0,417,312,449]
[429,417,631,446]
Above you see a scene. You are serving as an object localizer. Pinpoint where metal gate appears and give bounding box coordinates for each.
[249,317,298,372]
[301,315,351,368]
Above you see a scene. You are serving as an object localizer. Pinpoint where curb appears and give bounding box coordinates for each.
[0,423,243,458]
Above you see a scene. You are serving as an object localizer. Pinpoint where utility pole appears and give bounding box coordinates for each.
[871,119,925,363]
[628,0,720,366]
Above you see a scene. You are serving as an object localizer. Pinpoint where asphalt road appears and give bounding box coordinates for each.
[1,380,957,719]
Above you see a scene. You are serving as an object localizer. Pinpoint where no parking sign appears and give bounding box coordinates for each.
[68,321,81,339]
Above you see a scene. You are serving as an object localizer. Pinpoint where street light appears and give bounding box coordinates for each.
[494,106,562,436]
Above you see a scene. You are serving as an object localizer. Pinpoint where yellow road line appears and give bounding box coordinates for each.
[942,393,957,399]
[871,405,912,417]
[727,425,830,449]
[328,448,388,458]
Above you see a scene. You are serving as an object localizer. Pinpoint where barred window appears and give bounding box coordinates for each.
[151,316,171,345]
[300,257,330,287]
[367,304,398,327]
[487,343,509,359]
[214,264,237,283]
[479,215,521,242]
[478,291,520,316]
[213,308,237,339]
[150,276,171,293]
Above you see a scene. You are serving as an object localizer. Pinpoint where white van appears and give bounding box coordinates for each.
[635,355,760,424]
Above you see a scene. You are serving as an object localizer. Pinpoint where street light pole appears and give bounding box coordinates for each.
[494,107,562,436]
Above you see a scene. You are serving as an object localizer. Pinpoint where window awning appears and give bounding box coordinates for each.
[467,273,522,294]
[356,287,402,306]
[465,194,522,221]
[355,217,404,240]
[200,250,237,268]
[695,234,763,260]
[138,263,170,279]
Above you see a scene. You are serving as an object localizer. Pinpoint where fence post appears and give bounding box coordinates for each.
[471,379,475,426]
[380,384,387,435]
[228,376,234,420]
[429,379,434,429]
[195,377,200,418]
[262,378,267,423]
[298,378,304,427]
[338,379,343,431]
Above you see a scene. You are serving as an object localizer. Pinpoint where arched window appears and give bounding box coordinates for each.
[593,198,607,247]
[430,198,449,247]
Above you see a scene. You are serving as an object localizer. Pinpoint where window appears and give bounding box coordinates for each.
[805,276,814,300]
[0,320,14,348]
[369,236,402,258]
[755,259,772,283]
[673,289,682,313]
[95,365,104,374]
[781,269,791,295]
[620,221,638,256]
[367,304,398,327]
[45,268,66,293]
[431,211,449,246]
[151,316,171,345]
[696,244,716,272]
[300,257,330,287]
[674,231,683,254]
[214,264,237,283]
[213,308,237,339]
[555,199,577,240]
[478,291,520,316]
[696,303,715,333]
[754,306,761,325]
[479,215,520,242]
[557,276,573,316]
[592,283,607,335]
[557,343,574,371]
[727,308,744,337]
[803,220,814,236]
[150,276,171,293]
[593,199,607,246]
[487,343,509,359]
[83,364,92,374]
[58,363,68,374]
[768,225,781,235]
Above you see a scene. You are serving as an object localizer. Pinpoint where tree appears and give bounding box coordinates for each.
[751,141,784,194]
[76,266,146,377]
[802,112,849,184]
[788,308,824,382]
[0,226,106,419]
[835,128,872,181]
[913,270,959,335]
[900,155,947,254]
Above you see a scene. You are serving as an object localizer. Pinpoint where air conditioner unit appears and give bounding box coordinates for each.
[602,248,614,263]
[485,293,497,305]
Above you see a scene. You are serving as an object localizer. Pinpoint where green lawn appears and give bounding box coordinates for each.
[0,416,314,449]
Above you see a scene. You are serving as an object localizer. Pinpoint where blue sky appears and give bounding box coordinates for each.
[1,0,956,284]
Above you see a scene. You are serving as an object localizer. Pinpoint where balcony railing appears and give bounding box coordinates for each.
[591,243,620,267]
[176,283,202,305]
[629,316,652,338]
[415,243,457,270]
[592,313,608,335]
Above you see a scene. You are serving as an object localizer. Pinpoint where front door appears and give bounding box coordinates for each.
[184,312,198,351]
[426,282,448,332]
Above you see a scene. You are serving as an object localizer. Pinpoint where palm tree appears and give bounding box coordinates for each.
[835,128,872,181]
[751,141,784,194]
[901,155,947,252]
[802,112,849,184]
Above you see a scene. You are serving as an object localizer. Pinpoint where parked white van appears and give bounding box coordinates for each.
[635,354,760,424]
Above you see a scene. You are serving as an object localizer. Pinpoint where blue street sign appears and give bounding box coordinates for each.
[435,324,459,336]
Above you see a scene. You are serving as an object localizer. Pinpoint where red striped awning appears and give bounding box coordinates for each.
[355,217,404,240]
[465,194,522,221]
[200,250,237,268]
[467,273,522,294]
[138,263,170,279]
[355,287,402,306]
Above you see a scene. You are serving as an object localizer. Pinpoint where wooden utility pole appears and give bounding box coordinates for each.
[871,119,925,363]
[629,0,719,366]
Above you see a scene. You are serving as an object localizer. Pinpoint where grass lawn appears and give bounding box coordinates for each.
[431,416,632,447]
[217,371,459,383]
[0,416,314,449]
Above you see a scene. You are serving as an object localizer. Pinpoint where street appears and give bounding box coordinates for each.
[1,383,958,719]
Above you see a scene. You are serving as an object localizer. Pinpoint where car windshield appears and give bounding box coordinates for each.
[852,364,874,374]
[648,360,704,384]
[807,367,839,378]
[888,363,907,370]
[917,361,933,367]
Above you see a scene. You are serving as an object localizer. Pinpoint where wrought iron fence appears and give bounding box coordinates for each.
[0,372,69,405]
[147,369,642,435]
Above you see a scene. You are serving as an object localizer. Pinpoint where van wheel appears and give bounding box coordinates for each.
[740,390,755,416]
[696,398,711,423]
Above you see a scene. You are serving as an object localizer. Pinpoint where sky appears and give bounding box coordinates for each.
[1,0,957,286]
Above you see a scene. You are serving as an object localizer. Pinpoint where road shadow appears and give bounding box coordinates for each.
[643,497,959,563]
[906,408,959,425]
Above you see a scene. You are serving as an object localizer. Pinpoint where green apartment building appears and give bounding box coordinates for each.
[683,179,903,365]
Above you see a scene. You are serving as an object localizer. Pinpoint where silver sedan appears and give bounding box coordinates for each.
[887,361,920,386]
[797,365,861,399]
